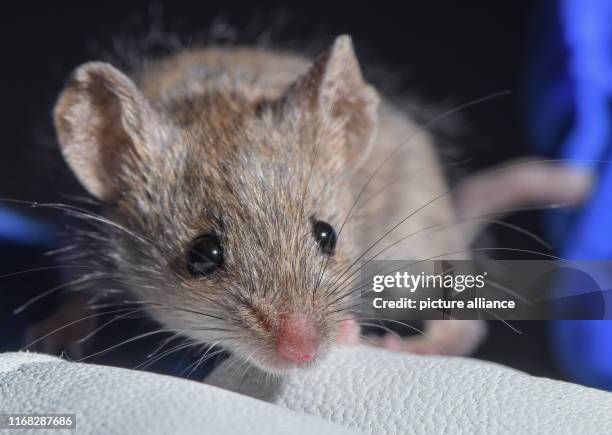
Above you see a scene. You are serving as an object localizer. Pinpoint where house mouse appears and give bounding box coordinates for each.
[40,34,592,373]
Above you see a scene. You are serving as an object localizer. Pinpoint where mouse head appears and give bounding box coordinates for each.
[54,35,379,373]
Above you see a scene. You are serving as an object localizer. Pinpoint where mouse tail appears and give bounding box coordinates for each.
[454,158,594,243]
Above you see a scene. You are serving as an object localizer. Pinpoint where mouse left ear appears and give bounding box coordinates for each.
[54,62,162,201]
[283,35,379,164]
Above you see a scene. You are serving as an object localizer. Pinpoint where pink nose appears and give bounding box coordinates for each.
[276,313,319,362]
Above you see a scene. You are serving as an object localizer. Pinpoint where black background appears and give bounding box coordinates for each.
[0,1,532,201]
[0,1,563,379]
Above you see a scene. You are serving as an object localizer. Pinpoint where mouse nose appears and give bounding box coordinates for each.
[275,313,319,362]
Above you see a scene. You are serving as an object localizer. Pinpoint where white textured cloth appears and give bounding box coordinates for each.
[208,346,612,434]
[0,352,353,434]
[2,347,612,434]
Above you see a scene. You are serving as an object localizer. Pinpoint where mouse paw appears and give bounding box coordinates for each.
[378,320,487,356]
[23,295,96,360]
[24,320,87,360]
[336,317,361,346]
[377,334,442,355]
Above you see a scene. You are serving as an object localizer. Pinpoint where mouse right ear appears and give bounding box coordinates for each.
[282,35,379,166]
[54,62,160,201]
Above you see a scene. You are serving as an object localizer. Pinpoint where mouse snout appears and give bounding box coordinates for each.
[275,313,320,363]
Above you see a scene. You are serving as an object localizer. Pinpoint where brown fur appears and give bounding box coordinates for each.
[52,35,482,372]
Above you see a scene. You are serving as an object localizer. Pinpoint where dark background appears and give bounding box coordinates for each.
[0,1,533,202]
[0,1,563,379]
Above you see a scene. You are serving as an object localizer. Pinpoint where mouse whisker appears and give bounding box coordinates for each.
[182,341,223,378]
[311,91,512,298]
[0,265,98,280]
[0,198,156,247]
[13,272,131,314]
[76,328,180,362]
[327,246,574,309]
[236,350,259,392]
[21,301,229,355]
[324,206,561,301]
[310,92,514,303]
[76,308,151,344]
[355,321,403,341]
[354,316,427,338]
[185,348,228,379]
[136,340,202,371]
[479,310,522,334]
[139,333,235,373]
[146,329,190,359]
[359,158,472,208]
[20,306,154,351]
[323,190,453,297]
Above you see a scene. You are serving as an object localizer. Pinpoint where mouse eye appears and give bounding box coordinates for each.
[187,234,224,276]
[312,220,337,256]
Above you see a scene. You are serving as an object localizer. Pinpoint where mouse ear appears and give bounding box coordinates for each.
[283,35,379,164]
[54,62,159,201]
